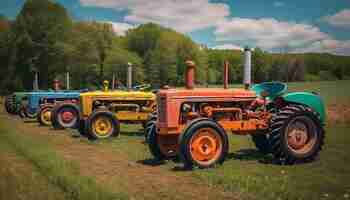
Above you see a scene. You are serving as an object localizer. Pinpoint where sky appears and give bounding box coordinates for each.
[1,0,350,55]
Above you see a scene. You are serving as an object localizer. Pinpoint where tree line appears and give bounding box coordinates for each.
[0,0,349,94]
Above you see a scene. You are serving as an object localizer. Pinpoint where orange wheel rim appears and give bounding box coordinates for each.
[285,117,317,154]
[190,128,222,165]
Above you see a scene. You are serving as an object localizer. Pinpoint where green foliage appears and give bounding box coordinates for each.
[1,0,350,93]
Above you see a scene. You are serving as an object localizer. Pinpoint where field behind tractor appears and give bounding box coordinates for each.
[1,80,350,200]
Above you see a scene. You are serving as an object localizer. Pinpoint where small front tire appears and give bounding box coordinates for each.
[179,120,229,169]
[86,110,120,140]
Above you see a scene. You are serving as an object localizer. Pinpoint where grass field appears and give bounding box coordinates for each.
[0,80,349,200]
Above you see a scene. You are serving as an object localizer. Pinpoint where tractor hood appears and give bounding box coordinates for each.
[158,88,256,100]
[80,90,156,100]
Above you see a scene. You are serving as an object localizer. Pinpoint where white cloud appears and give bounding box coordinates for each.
[80,0,230,33]
[105,21,134,36]
[273,1,285,7]
[323,9,350,28]
[214,17,350,55]
[292,39,350,56]
[215,18,329,50]
[212,44,243,51]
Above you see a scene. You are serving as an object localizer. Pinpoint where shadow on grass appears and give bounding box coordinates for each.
[120,131,144,137]
[227,148,275,164]
[23,120,38,124]
[137,158,167,166]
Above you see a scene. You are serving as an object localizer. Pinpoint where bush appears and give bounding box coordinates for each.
[319,70,337,81]
[305,74,321,82]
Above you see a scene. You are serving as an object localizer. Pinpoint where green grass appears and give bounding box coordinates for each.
[94,123,350,200]
[96,80,350,200]
[0,121,128,200]
[1,80,350,200]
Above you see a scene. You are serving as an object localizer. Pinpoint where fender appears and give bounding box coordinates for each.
[282,92,326,123]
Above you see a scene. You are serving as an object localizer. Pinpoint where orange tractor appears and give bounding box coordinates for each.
[146,48,325,169]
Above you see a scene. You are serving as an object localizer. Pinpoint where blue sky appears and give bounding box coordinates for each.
[1,0,350,55]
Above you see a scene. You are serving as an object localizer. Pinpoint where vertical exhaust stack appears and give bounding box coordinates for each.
[66,72,70,90]
[244,47,252,89]
[224,60,229,89]
[185,60,195,89]
[127,62,132,90]
[33,72,39,91]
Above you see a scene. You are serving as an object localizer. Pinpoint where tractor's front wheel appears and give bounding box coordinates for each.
[269,105,325,164]
[86,110,120,140]
[38,105,53,126]
[179,120,229,169]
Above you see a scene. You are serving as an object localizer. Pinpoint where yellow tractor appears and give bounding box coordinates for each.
[73,80,156,140]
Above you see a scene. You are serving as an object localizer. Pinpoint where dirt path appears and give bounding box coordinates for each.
[0,111,238,200]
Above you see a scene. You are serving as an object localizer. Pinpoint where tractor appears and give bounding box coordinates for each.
[146,48,325,169]
[37,93,81,126]
[73,80,156,140]
[19,80,81,123]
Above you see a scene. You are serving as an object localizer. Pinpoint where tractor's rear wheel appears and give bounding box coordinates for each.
[38,105,53,126]
[144,111,157,142]
[148,124,178,160]
[52,103,80,129]
[179,120,229,169]
[269,105,325,164]
[4,95,12,114]
[251,133,271,154]
[86,110,120,140]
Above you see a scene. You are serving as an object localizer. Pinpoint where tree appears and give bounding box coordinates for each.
[12,0,72,89]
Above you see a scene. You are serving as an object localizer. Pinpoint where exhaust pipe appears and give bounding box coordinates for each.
[127,62,132,90]
[244,47,252,89]
[224,60,229,89]
[185,60,195,89]
[66,72,70,90]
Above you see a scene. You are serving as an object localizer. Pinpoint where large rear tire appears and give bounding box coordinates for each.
[269,105,325,164]
[144,111,157,142]
[86,110,120,140]
[52,103,80,129]
[179,120,229,169]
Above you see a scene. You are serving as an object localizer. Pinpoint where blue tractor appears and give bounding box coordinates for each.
[19,91,81,125]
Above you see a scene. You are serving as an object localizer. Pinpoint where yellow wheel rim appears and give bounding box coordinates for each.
[92,116,113,137]
[41,109,52,125]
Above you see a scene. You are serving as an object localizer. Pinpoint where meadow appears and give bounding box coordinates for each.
[0,80,349,200]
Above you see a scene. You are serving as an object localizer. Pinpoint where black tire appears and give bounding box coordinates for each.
[18,106,27,118]
[52,103,80,129]
[78,120,86,136]
[179,119,229,169]
[251,133,271,154]
[37,105,53,126]
[86,110,120,140]
[4,95,12,114]
[147,122,176,160]
[269,104,325,165]
[144,112,157,142]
